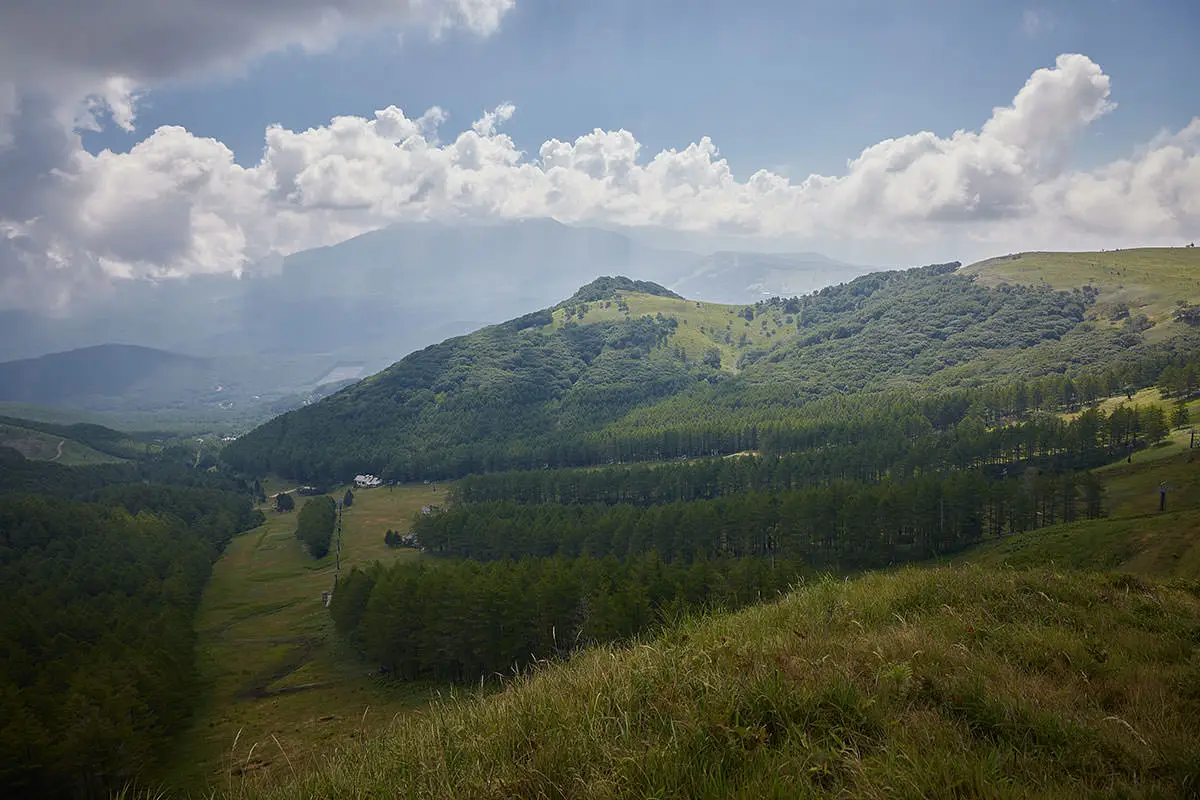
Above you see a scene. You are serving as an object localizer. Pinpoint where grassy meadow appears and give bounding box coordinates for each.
[963,247,1200,337]
[160,482,445,794]
[958,447,1200,578]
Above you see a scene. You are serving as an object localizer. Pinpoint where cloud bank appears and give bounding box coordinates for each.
[1,21,1198,309]
[0,0,515,306]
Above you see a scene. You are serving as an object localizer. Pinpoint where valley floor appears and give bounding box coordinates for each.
[159,482,445,793]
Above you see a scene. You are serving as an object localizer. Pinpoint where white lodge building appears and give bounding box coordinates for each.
[354,474,383,488]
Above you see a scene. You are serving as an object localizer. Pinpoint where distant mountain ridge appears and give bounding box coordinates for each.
[0,344,356,428]
[0,345,205,406]
[0,221,877,426]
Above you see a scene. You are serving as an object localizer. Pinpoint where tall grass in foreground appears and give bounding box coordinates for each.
[197,565,1200,799]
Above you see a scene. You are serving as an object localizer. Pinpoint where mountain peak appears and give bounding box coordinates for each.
[561,276,684,305]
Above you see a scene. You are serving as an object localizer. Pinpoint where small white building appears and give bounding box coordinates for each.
[354,474,383,488]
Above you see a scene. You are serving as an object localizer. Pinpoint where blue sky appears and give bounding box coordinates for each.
[84,0,1200,178]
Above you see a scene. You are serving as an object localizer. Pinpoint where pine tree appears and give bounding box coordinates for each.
[1171,400,1190,430]
[1142,406,1168,445]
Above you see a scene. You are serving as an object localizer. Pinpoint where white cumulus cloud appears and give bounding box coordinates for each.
[2,50,1199,309]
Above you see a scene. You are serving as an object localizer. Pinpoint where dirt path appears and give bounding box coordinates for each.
[51,440,64,461]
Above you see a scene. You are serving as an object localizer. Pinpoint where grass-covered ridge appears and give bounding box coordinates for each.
[963,247,1200,331]
[561,276,684,304]
[224,565,1200,799]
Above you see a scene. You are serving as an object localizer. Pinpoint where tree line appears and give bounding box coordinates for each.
[415,468,1102,570]
[331,553,806,684]
[449,399,1176,509]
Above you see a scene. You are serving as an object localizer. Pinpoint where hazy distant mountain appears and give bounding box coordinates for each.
[0,221,686,363]
[668,251,877,304]
[0,345,207,406]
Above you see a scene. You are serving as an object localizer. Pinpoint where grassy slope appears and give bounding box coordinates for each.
[0,421,125,465]
[960,446,1200,579]
[160,483,444,792]
[962,247,1200,338]
[205,449,1200,800]
[1059,386,1197,421]
[228,565,1200,799]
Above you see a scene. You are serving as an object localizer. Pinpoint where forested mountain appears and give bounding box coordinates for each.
[222,257,1199,483]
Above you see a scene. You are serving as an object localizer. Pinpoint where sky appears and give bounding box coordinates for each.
[1,0,1199,309]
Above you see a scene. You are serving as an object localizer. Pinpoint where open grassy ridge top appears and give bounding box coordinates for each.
[962,247,1200,329]
[213,563,1200,800]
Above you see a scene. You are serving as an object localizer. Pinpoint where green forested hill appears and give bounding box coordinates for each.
[223,262,1199,482]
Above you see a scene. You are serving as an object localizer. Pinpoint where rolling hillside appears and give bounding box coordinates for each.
[218,562,1200,799]
[202,417,1200,799]
[962,247,1200,335]
[223,258,1198,483]
[164,249,1200,797]
[959,444,1200,578]
[0,421,126,465]
[0,414,147,461]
